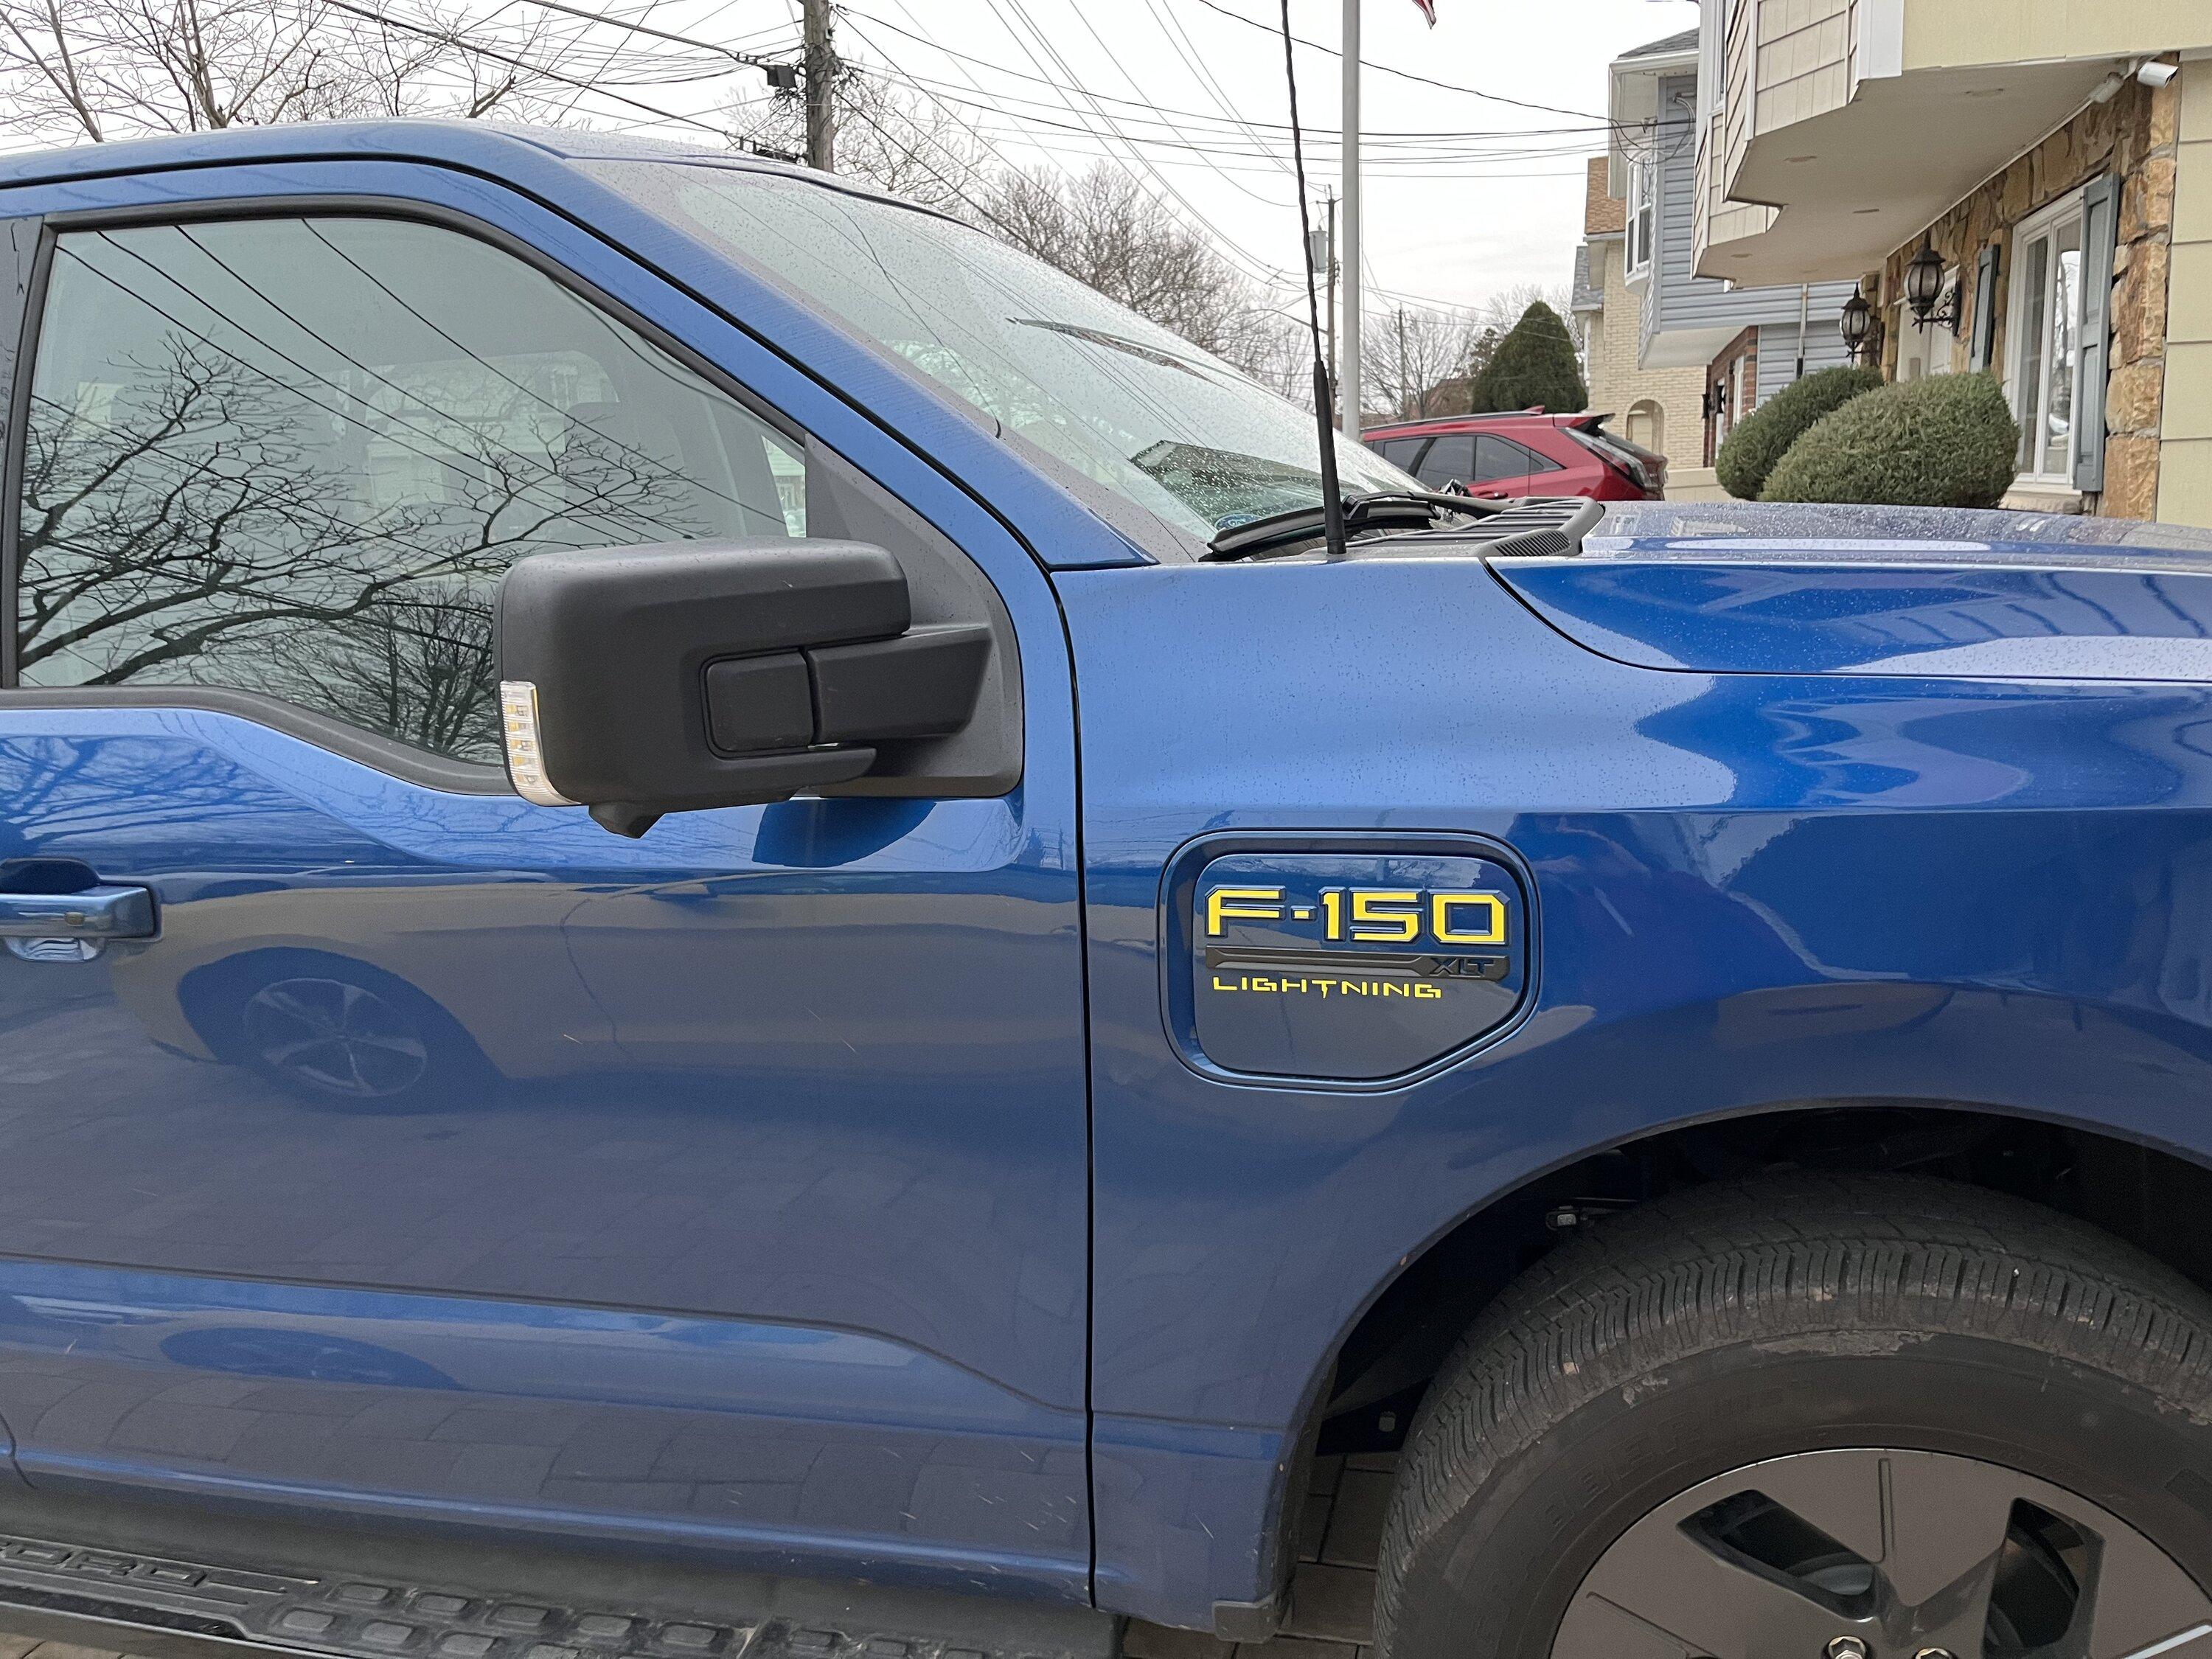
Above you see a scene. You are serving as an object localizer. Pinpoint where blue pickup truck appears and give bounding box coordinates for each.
[1,119,2211,1659]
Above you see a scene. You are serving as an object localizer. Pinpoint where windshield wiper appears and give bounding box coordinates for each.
[1200,489,1500,562]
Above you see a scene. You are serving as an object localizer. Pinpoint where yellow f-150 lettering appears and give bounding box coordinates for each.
[1206,886,1284,936]
[1349,889,1422,942]
[1220,886,1511,948]
[1432,891,1508,945]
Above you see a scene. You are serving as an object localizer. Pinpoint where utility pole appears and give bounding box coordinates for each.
[1395,307,1411,418]
[802,0,836,173]
[1325,187,1340,428]
[1340,0,1363,439]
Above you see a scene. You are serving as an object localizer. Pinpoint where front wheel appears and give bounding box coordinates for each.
[1376,1175,2212,1659]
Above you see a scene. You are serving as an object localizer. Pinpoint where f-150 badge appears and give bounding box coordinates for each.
[1181,848,1529,1082]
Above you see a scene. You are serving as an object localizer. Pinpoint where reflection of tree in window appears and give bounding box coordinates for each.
[15,217,802,763]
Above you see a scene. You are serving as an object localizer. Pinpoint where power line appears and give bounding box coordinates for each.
[975,0,1293,290]
[838,118,1587,178]
[542,4,1528,327]
[508,0,793,69]
[1189,0,1626,129]
[832,13,1048,223]
[842,69,1600,171]
[842,12,1579,307]
[1060,0,1284,208]
[1145,0,1293,177]
[294,220,764,517]
[855,66,1613,153]
[843,7,1615,141]
[413,0,1614,165]
[462,0,765,88]
[320,0,793,147]
[850,4,1295,334]
[869,96,1489,303]
[68,234,681,540]
[984,0,1209,204]
[545,0,674,119]
[831,81,1030,242]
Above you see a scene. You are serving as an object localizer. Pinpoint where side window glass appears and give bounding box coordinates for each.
[15,216,804,764]
[1374,437,1427,472]
[1413,434,1475,490]
[1475,437,1562,481]
[1472,437,1520,483]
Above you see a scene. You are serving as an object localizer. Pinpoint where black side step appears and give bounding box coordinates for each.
[0,1532,1116,1659]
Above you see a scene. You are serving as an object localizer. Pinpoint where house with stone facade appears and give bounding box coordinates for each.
[1572,156,1717,495]
[1585,28,1857,494]
[1688,0,2212,522]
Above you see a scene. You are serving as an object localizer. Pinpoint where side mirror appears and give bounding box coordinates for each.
[495,540,991,838]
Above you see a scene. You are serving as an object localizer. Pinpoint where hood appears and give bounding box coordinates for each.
[1492,501,2212,682]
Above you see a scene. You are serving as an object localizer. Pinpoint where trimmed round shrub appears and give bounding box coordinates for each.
[1714,364,1883,499]
[1762,371,2021,509]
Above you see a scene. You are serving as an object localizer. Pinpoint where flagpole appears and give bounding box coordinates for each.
[1340,0,1362,440]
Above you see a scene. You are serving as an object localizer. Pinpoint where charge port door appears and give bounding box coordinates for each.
[1164,838,1531,1085]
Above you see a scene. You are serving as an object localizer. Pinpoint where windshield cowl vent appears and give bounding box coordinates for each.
[1354,496,1607,561]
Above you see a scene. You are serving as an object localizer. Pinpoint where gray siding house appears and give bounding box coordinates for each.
[1611,32,1858,460]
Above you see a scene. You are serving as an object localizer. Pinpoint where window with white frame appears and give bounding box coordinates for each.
[2007,190,2087,484]
[1627,159,1654,278]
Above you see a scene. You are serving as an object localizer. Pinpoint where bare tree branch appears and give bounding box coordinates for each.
[0,0,581,144]
[15,321,714,759]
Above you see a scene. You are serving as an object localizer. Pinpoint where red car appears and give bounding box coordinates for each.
[1362,408,1666,502]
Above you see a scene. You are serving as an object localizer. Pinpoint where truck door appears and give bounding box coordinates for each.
[0,192,1091,1599]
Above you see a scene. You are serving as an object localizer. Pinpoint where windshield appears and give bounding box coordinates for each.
[589,159,1414,545]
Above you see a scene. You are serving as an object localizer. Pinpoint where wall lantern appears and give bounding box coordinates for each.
[1905,240,1963,334]
[1840,285,1874,361]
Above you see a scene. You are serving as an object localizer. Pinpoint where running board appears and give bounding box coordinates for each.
[0,1531,1115,1659]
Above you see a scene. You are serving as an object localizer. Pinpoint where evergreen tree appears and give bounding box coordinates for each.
[1469,302,1587,414]
[1461,327,1501,408]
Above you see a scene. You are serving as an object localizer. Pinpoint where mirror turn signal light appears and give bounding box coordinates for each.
[499,680,575,807]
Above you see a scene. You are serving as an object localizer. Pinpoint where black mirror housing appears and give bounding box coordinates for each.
[495,540,990,837]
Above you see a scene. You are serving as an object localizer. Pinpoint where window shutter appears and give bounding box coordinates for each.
[1969,243,2000,373]
[2074,174,2121,494]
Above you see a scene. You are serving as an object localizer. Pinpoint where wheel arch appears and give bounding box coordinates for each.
[1259,1093,2212,1617]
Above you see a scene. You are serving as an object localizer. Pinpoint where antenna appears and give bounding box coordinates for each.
[1278,0,1349,559]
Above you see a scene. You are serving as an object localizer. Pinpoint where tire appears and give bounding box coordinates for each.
[1375,1173,2212,1659]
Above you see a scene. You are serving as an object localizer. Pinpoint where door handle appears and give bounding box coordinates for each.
[0,884,158,939]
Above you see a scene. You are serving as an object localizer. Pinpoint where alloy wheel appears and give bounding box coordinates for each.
[1552,1447,2212,1659]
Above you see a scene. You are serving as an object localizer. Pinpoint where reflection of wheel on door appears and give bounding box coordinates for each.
[1375,1175,2212,1659]
[186,953,493,1110]
[243,975,432,1099]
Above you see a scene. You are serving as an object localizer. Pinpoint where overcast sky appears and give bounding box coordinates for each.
[0,0,1698,319]
[616,0,1701,318]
